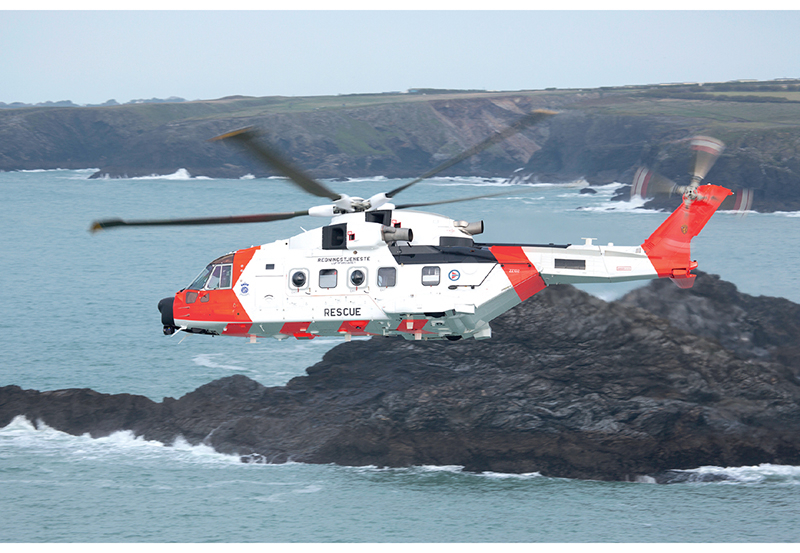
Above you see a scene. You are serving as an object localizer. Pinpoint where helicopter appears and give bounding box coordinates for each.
[91,111,733,342]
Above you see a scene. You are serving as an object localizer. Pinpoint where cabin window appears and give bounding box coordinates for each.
[349,268,366,287]
[319,269,338,289]
[422,266,440,286]
[290,269,308,289]
[555,259,586,270]
[377,267,396,287]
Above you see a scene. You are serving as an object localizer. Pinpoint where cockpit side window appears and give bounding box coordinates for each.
[220,264,233,289]
[189,266,212,290]
[206,265,223,290]
[188,263,234,290]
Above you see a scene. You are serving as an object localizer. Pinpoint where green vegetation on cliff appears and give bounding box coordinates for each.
[1,80,799,210]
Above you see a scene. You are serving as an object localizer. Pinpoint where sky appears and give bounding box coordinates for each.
[2,6,799,105]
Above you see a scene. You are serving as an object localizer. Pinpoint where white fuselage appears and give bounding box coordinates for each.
[170,209,659,341]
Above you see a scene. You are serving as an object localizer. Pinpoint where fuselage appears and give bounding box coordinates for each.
[159,207,667,341]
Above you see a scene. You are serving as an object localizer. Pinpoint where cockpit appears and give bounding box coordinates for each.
[188,253,234,290]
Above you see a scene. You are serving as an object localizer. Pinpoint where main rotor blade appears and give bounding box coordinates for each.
[385,109,557,199]
[90,210,310,232]
[393,188,535,210]
[211,128,341,201]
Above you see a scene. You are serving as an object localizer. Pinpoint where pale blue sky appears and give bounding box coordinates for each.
[2,9,798,105]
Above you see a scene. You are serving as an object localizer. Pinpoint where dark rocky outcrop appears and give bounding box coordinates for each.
[3,272,800,481]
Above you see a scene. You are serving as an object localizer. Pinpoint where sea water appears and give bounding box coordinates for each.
[1,169,799,542]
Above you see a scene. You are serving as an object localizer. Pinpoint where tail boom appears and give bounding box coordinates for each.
[509,184,730,292]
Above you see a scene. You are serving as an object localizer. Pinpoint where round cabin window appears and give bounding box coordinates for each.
[350,269,365,286]
[291,271,307,288]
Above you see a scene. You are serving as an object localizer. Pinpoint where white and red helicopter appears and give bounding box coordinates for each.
[92,111,734,342]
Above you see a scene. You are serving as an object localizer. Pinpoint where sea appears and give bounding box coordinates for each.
[1,168,800,543]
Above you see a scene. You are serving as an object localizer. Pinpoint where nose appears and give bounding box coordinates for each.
[158,296,177,335]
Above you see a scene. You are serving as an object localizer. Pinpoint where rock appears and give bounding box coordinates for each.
[3,273,800,481]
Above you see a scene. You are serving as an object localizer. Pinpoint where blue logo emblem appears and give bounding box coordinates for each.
[240,282,250,295]
[448,270,460,281]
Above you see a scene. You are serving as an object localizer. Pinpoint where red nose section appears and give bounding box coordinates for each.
[171,246,259,335]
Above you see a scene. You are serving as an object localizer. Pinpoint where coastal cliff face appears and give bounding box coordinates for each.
[2,87,800,211]
[0,94,559,180]
[3,273,800,482]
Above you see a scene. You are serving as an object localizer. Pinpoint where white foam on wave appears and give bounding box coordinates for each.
[478,471,543,480]
[588,182,627,195]
[0,415,241,466]
[345,464,544,481]
[130,168,212,181]
[675,463,800,484]
[17,168,98,178]
[343,175,388,183]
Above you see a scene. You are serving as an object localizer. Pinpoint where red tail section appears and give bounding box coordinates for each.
[642,184,731,288]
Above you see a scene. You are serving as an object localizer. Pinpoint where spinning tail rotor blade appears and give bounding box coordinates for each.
[718,188,754,215]
[90,210,310,232]
[211,128,341,201]
[385,109,557,199]
[690,136,725,184]
[631,167,682,199]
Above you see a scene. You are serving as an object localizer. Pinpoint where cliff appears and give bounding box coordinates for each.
[2,84,800,211]
[3,272,800,482]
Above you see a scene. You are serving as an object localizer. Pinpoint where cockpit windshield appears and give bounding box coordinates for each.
[187,253,234,290]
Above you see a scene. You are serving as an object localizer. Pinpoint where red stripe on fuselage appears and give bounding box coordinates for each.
[223,323,253,336]
[489,245,547,301]
[280,322,315,339]
[338,320,372,336]
[395,319,435,334]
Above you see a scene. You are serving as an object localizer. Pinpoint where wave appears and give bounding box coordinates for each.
[342,176,389,183]
[18,168,95,173]
[663,463,800,485]
[346,464,543,481]
[130,168,212,181]
[6,416,799,485]
[0,415,240,466]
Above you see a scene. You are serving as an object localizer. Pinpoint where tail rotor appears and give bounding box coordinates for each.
[630,135,753,215]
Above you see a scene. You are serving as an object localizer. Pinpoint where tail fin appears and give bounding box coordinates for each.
[641,184,732,288]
